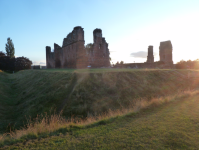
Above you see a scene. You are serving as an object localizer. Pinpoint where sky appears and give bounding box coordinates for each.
[0,0,199,65]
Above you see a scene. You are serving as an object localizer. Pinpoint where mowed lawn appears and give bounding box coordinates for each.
[4,92,199,149]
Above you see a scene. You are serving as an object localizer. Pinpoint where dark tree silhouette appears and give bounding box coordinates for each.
[0,53,32,72]
[0,38,32,72]
[5,38,15,58]
[15,57,32,70]
[176,59,199,69]
[0,51,6,57]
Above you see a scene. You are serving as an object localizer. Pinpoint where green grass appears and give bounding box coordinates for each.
[1,68,199,149]
[1,90,199,149]
[0,68,199,134]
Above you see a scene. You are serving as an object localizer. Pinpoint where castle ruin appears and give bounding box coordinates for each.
[46,26,110,69]
[146,46,154,63]
[122,40,173,68]
[46,26,173,69]
[159,40,173,64]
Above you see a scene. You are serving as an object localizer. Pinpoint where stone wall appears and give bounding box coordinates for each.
[87,29,110,68]
[159,40,173,64]
[76,41,88,69]
[116,41,174,69]
[122,63,156,68]
[46,46,55,68]
[54,43,62,68]
[146,46,154,63]
[62,26,86,69]
[46,26,110,69]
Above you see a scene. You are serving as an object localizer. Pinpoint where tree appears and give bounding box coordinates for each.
[0,51,6,57]
[5,38,15,58]
[176,60,187,69]
[15,57,32,70]
[85,43,93,54]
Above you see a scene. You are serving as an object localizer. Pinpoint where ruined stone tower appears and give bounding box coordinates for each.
[46,46,54,68]
[159,40,173,64]
[146,46,154,63]
[87,29,110,67]
[54,43,62,68]
[46,26,110,69]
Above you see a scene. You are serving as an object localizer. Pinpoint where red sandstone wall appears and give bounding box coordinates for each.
[46,46,55,69]
[89,37,110,68]
[118,63,156,68]
[46,27,110,69]
[91,37,104,67]
[76,41,88,69]
[159,41,173,64]
[62,44,77,68]
[46,52,55,68]
[54,49,62,68]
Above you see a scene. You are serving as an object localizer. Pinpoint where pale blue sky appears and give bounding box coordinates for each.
[1,0,199,65]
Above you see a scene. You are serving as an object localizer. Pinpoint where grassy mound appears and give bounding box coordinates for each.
[0,69,199,133]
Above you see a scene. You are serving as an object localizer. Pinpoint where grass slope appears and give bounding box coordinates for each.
[2,90,199,149]
[0,69,199,133]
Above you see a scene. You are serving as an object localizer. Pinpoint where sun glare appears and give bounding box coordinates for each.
[110,12,199,64]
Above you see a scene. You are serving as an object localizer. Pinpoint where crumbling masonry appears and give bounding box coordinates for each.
[46,26,110,69]
[122,40,173,68]
[147,41,173,64]
[159,40,173,64]
[146,46,154,63]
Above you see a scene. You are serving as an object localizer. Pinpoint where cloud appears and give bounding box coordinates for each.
[39,62,46,64]
[130,51,158,58]
[130,51,147,58]
[33,61,39,64]
[109,51,118,53]
[32,61,46,65]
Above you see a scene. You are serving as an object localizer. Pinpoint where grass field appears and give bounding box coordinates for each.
[1,68,199,149]
[1,90,199,149]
